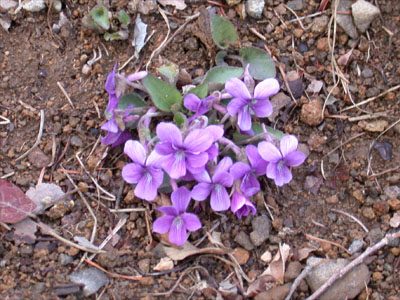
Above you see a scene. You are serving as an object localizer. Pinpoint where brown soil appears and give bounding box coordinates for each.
[0,0,399,299]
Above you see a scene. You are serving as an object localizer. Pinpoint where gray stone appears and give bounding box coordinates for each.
[367,228,384,244]
[234,231,254,251]
[348,239,364,254]
[384,185,400,199]
[361,67,374,78]
[71,135,83,147]
[287,0,303,11]
[245,0,264,19]
[336,0,358,39]
[250,215,270,247]
[311,16,329,34]
[68,268,109,296]
[306,257,370,300]
[59,253,74,265]
[352,0,380,33]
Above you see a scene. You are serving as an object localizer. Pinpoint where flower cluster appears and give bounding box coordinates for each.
[101,64,306,246]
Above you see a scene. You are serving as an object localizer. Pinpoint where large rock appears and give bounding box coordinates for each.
[306,257,370,300]
[335,0,358,39]
[352,0,380,33]
[245,0,264,19]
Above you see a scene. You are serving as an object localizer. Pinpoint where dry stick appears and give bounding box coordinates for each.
[57,82,75,109]
[288,11,326,23]
[305,234,350,255]
[15,109,45,162]
[145,10,200,70]
[331,209,369,233]
[110,208,146,213]
[0,115,10,125]
[88,216,128,261]
[37,222,105,254]
[284,265,312,300]
[284,4,306,30]
[306,230,400,300]
[348,112,387,122]
[369,165,400,178]
[84,258,144,281]
[342,84,400,112]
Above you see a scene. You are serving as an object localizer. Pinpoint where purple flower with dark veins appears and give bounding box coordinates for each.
[231,190,256,219]
[225,77,280,131]
[122,140,164,201]
[184,94,215,122]
[258,135,306,186]
[155,123,221,179]
[153,187,202,246]
[191,157,233,211]
[230,145,268,197]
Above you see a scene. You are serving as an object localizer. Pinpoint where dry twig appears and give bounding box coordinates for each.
[305,234,350,254]
[57,82,75,109]
[331,209,369,233]
[285,265,312,300]
[85,258,144,281]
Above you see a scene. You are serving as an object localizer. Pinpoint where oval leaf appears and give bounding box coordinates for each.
[0,180,37,224]
[89,6,110,31]
[187,83,208,99]
[240,47,276,80]
[118,93,147,109]
[210,14,238,49]
[142,74,182,112]
[203,66,243,84]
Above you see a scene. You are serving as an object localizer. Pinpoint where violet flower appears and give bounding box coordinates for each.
[121,140,164,201]
[191,157,233,211]
[258,135,306,186]
[155,123,222,179]
[153,187,202,246]
[231,190,256,219]
[184,94,214,122]
[230,145,268,197]
[105,63,119,113]
[101,119,132,147]
[225,77,280,131]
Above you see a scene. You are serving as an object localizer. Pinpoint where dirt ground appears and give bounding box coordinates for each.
[0,0,399,299]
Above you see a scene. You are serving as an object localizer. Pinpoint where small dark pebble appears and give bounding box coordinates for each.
[373,142,392,160]
[298,42,308,53]
[38,70,47,78]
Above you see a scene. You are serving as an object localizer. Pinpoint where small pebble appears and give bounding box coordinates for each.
[300,100,323,126]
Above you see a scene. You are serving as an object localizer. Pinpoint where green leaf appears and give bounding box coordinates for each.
[142,74,182,112]
[187,83,208,99]
[215,51,228,66]
[158,63,179,85]
[239,47,276,80]
[118,10,130,26]
[210,14,238,49]
[118,93,147,109]
[173,112,188,129]
[265,126,284,140]
[203,66,243,84]
[104,31,129,41]
[89,6,110,31]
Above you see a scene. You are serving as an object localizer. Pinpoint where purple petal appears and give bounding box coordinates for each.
[280,135,298,157]
[153,215,174,234]
[171,187,191,213]
[102,132,120,146]
[251,100,273,118]
[169,217,187,246]
[253,78,280,100]
[106,94,120,113]
[126,71,148,82]
[191,182,212,201]
[235,197,256,219]
[241,173,260,197]
[284,151,306,167]
[213,157,233,178]
[186,164,206,175]
[184,129,213,152]
[246,145,268,175]
[186,152,209,169]
[230,162,251,180]
[212,172,233,187]
[267,163,292,186]
[105,63,117,95]
[227,98,246,116]
[101,119,118,133]
[210,185,231,211]
[110,130,131,147]
[184,94,201,112]
[124,140,146,165]
[258,141,282,163]
[181,213,202,231]
[231,191,245,213]
[225,77,252,100]
[146,150,165,168]
[237,105,252,131]
[206,144,219,160]
[163,154,186,179]
[148,167,164,189]
[192,169,212,183]
[155,142,175,156]
[134,169,162,201]
[122,163,144,184]
[156,122,182,146]
[203,125,224,142]
[157,206,178,216]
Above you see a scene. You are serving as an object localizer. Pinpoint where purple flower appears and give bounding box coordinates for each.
[105,63,119,113]
[155,123,222,179]
[101,119,131,147]
[122,140,164,201]
[191,157,233,211]
[231,190,256,219]
[225,77,280,131]
[153,187,202,246]
[230,145,268,197]
[258,135,306,186]
[184,94,214,121]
